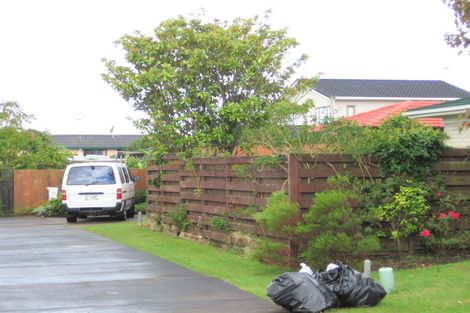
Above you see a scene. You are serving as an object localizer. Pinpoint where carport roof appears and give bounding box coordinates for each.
[404,97,470,118]
[52,134,142,149]
[406,97,470,112]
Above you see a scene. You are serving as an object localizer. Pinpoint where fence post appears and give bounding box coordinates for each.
[287,154,301,265]
[288,154,300,204]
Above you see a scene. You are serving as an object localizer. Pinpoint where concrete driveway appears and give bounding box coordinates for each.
[0,216,284,313]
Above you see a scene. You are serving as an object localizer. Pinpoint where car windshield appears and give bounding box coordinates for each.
[66,166,116,185]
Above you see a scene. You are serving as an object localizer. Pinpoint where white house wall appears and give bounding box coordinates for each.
[306,90,455,120]
[443,116,470,148]
[303,91,332,123]
[309,91,332,108]
[332,99,397,117]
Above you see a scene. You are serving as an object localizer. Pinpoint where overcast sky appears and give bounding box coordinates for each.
[1,0,469,135]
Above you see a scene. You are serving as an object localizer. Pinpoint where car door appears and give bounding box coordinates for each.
[123,166,135,199]
[117,165,132,209]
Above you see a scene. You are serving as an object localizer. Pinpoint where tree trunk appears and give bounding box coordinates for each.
[396,236,402,258]
[288,239,300,267]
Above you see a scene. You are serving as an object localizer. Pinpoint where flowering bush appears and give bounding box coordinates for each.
[448,210,461,220]
[420,193,470,254]
[419,228,431,238]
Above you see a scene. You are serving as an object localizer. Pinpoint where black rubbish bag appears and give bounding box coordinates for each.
[316,262,386,307]
[268,272,339,313]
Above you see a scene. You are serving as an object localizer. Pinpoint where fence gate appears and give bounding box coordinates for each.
[0,169,14,215]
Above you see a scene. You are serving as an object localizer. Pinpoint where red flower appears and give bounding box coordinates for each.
[436,191,443,199]
[448,210,461,220]
[420,229,431,238]
[438,213,447,219]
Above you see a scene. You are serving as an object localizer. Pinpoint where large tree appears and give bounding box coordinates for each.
[0,101,70,169]
[0,101,33,129]
[0,128,70,169]
[103,14,315,153]
[444,0,470,55]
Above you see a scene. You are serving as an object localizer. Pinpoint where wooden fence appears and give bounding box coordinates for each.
[0,169,14,215]
[147,154,289,243]
[146,148,470,255]
[13,168,148,214]
[290,149,470,210]
[14,170,64,214]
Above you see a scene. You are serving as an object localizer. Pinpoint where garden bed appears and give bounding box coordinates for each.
[372,251,470,270]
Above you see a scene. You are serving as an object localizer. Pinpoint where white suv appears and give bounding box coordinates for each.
[61,156,139,223]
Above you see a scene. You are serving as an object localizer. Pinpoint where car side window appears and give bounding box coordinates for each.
[117,167,126,184]
[123,167,131,183]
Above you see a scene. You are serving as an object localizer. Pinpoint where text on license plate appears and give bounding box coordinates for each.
[83,195,99,201]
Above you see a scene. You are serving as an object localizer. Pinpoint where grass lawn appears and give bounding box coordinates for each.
[84,222,470,313]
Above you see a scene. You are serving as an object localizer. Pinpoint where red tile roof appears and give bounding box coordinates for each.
[345,100,444,127]
[416,118,445,127]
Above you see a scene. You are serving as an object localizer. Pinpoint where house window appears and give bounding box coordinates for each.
[314,106,332,122]
[83,149,107,156]
[347,105,355,116]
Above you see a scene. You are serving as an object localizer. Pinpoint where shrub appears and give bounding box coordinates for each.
[169,207,191,234]
[251,238,289,264]
[210,216,231,232]
[154,213,162,225]
[354,176,403,213]
[135,203,146,213]
[134,190,147,204]
[420,229,470,255]
[420,200,470,254]
[255,191,299,233]
[151,171,163,188]
[232,164,255,182]
[125,155,141,168]
[296,189,380,268]
[372,182,430,254]
[370,115,447,179]
[31,195,65,217]
[312,119,374,155]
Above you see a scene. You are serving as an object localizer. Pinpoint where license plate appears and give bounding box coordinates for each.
[83,195,99,201]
